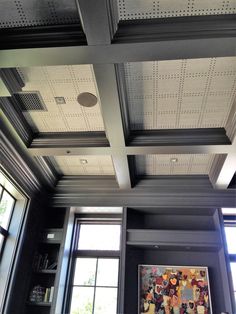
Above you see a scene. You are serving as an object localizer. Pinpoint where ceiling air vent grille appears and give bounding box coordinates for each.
[14,91,47,111]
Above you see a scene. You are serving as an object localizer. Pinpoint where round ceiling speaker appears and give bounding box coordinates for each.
[77,92,98,107]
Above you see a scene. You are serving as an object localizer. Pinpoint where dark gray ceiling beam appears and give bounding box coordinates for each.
[114,15,236,43]
[1,36,236,68]
[125,144,233,155]
[213,153,236,189]
[56,175,119,191]
[128,128,230,146]
[0,24,86,50]
[28,146,112,156]
[76,0,114,45]
[30,131,109,148]
[93,64,132,189]
[28,143,234,156]
[210,104,236,189]
[52,186,236,208]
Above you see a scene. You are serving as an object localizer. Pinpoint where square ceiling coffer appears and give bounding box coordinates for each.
[14,91,47,111]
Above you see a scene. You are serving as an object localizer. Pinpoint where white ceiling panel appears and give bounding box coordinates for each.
[0,0,80,29]
[53,156,115,176]
[125,57,236,130]
[17,65,104,132]
[136,154,215,175]
[118,0,236,20]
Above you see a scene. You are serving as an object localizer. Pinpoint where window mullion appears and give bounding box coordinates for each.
[92,258,99,314]
[0,226,8,237]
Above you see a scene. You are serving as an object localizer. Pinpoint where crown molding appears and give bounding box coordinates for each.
[0,24,86,49]
[0,97,33,146]
[1,112,55,195]
[128,128,230,146]
[0,68,24,95]
[34,156,60,188]
[114,14,236,43]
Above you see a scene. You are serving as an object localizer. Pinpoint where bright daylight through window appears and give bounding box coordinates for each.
[222,208,236,303]
[69,223,121,314]
[0,184,15,253]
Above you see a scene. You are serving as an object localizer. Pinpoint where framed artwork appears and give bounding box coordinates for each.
[138,264,212,314]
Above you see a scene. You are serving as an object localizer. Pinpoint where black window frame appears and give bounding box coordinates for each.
[0,184,16,257]
[223,213,236,301]
[66,214,122,314]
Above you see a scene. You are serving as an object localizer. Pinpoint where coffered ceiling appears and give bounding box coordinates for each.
[118,0,236,20]
[17,65,104,132]
[0,0,236,199]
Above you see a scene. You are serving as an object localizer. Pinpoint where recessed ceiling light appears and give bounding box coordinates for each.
[77,92,97,107]
[170,158,178,163]
[55,97,66,104]
[80,159,88,164]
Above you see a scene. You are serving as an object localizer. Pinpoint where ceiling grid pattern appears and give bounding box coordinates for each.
[52,156,115,176]
[135,154,215,175]
[0,0,80,28]
[17,65,105,133]
[118,0,236,20]
[124,57,236,130]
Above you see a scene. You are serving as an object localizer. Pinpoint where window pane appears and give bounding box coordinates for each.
[222,208,236,215]
[96,259,119,287]
[0,190,14,229]
[73,258,97,286]
[78,225,120,250]
[70,287,94,314]
[225,227,236,254]
[0,234,4,251]
[94,287,117,314]
[231,262,236,291]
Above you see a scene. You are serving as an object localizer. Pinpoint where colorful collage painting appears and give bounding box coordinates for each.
[138,265,212,314]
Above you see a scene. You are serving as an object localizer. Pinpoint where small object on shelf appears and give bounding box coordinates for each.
[29,285,45,303]
[49,286,54,303]
[47,261,57,270]
[44,288,51,303]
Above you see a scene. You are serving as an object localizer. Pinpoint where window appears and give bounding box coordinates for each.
[0,185,16,254]
[222,208,236,303]
[0,170,28,312]
[68,220,121,314]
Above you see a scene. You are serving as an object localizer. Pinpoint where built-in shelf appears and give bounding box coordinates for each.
[35,270,57,274]
[27,302,51,307]
[126,229,222,250]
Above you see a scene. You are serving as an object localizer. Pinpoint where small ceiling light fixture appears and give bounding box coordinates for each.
[80,159,88,164]
[77,92,97,107]
[55,97,66,104]
[170,157,178,163]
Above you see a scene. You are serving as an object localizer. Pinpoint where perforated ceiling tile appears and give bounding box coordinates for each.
[17,65,105,132]
[135,154,214,175]
[118,0,236,20]
[53,156,115,176]
[125,57,236,130]
[0,0,80,29]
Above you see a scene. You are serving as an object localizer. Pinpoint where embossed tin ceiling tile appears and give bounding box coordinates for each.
[118,0,236,20]
[0,0,80,28]
[135,154,214,175]
[125,57,236,130]
[53,156,115,175]
[18,65,105,132]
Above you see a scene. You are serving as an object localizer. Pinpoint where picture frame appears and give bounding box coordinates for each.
[138,264,212,314]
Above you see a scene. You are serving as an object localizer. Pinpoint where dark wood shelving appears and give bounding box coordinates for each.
[27,302,51,307]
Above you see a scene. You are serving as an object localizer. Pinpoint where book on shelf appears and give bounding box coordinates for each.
[44,288,50,303]
[47,261,57,270]
[49,286,54,303]
[32,252,57,271]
